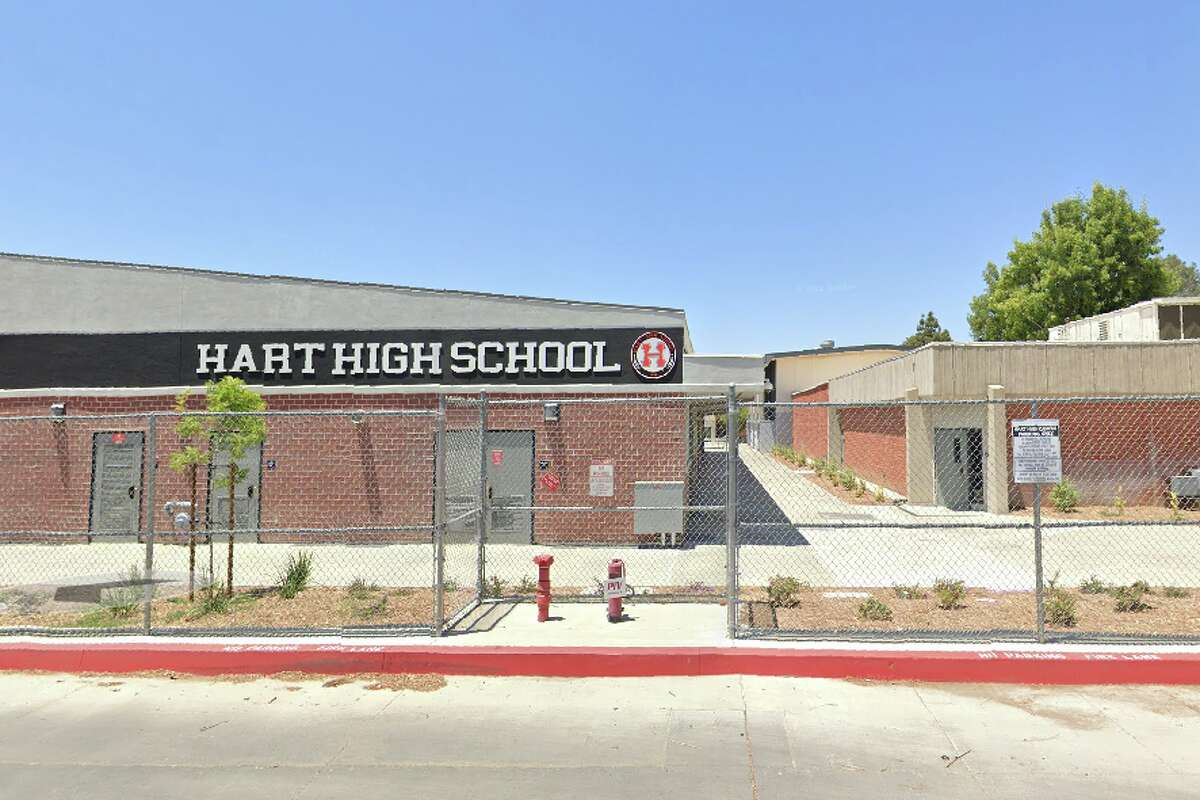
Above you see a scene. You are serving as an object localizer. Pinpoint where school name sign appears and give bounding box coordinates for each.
[0,328,685,389]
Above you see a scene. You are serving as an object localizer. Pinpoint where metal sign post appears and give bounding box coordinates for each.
[1012,408,1061,642]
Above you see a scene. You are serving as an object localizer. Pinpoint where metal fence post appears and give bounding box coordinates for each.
[1031,400,1045,643]
[725,384,738,638]
[476,391,489,601]
[142,414,157,634]
[433,395,447,636]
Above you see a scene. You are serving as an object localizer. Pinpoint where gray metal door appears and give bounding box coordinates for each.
[934,427,983,511]
[90,432,144,534]
[208,445,262,531]
[484,431,533,544]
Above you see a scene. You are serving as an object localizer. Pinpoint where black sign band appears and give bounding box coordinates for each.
[0,328,685,389]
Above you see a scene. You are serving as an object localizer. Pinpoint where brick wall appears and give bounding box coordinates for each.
[839,405,907,494]
[1005,399,1200,507]
[790,384,829,458]
[0,391,688,544]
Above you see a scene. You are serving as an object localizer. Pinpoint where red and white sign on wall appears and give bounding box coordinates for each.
[491,449,504,466]
[540,472,561,491]
[111,432,127,445]
[630,331,677,380]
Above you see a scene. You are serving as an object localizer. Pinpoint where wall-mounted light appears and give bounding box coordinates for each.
[49,402,66,421]
[350,412,365,425]
[543,402,561,422]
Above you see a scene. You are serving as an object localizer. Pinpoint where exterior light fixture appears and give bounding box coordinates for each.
[351,412,365,425]
[49,402,66,421]
[543,402,561,422]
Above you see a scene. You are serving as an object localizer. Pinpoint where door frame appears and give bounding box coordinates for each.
[437,428,536,544]
[87,430,146,535]
[204,442,264,535]
[933,426,984,511]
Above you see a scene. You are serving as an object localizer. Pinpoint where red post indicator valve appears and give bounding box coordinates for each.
[605,559,627,623]
[532,554,555,622]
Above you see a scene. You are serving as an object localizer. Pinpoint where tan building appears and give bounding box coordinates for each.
[761,342,904,448]
[795,340,1200,514]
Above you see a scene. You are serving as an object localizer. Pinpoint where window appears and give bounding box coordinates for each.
[1097,320,1109,341]
[1183,306,1200,339]
[1159,305,1182,340]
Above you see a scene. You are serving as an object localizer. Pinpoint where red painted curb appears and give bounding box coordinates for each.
[1,642,1199,684]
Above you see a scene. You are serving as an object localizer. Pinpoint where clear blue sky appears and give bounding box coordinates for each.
[2,2,1197,353]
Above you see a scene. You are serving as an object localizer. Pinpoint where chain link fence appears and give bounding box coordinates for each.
[736,395,1200,643]
[0,391,1197,643]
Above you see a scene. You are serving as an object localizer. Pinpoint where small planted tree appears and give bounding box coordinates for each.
[168,390,209,601]
[206,377,267,597]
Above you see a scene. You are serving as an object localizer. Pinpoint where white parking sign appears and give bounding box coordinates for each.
[1011,419,1062,484]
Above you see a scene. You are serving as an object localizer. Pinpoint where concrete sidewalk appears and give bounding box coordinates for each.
[1,671,1197,799]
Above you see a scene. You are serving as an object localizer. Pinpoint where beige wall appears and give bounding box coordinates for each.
[829,341,1200,401]
[773,349,905,399]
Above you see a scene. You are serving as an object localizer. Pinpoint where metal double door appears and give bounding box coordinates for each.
[445,430,533,544]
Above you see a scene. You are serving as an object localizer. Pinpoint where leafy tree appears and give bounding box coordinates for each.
[902,311,952,348]
[968,183,1172,341]
[168,390,208,601]
[206,377,268,597]
[1160,254,1200,296]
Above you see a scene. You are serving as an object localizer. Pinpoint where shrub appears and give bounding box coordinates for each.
[933,579,966,610]
[1163,586,1190,599]
[193,586,231,617]
[892,584,927,600]
[348,577,378,599]
[485,576,507,598]
[1170,491,1183,521]
[853,480,866,498]
[767,575,805,608]
[1112,488,1126,516]
[1079,575,1107,594]
[1045,588,1078,627]
[858,597,893,621]
[278,551,314,599]
[873,487,887,503]
[1130,579,1152,595]
[515,576,538,595]
[1050,479,1079,513]
[1112,584,1151,613]
[101,564,146,618]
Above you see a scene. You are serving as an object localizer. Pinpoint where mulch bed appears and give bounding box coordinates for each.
[769,454,896,507]
[740,585,1200,636]
[0,585,475,630]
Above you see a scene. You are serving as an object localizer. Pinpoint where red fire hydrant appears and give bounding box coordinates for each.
[606,558,626,623]
[533,554,554,622]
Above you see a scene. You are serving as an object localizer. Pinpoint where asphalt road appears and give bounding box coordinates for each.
[0,671,1197,799]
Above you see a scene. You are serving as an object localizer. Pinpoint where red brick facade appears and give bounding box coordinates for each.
[790,384,829,458]
[1005,399,1200,507]
[839,405,906,494]
[0,392,690,544]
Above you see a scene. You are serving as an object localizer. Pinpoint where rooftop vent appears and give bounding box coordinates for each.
[818,340,835,349]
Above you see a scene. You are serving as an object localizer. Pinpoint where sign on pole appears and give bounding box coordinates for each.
[1011,419,1062,484]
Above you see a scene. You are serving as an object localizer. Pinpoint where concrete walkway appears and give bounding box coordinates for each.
[0,670,1197,799]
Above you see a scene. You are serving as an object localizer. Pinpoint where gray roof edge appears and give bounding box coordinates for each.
[0,251,687,317]
[764,343,904,360]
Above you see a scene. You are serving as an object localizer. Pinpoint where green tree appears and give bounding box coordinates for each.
[206,377,268,597]
[1160,254,1200,296]
[902,311,952,348]
[167,390,208,601]
[968,183,1172,341]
